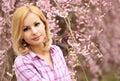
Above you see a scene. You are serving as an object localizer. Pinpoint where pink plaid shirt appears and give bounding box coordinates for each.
[14,45,71,81]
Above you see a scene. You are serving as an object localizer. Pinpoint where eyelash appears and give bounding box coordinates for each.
[23,27,29,32]
[34,22,40,27]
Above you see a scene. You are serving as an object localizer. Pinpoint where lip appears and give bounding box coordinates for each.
[32,36,40,41]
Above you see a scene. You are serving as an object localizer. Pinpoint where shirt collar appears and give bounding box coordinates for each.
[28,45,56,60]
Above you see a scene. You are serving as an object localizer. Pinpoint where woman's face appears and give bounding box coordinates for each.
[23,13,46,46]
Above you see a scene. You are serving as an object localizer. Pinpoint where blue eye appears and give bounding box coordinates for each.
[34,22,40,27]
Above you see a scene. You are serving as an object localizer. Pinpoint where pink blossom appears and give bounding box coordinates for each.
[56,0,68,3]
[36,0,51,12]
[1,0,15,13]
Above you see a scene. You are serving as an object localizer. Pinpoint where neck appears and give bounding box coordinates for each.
[30,43,49,55]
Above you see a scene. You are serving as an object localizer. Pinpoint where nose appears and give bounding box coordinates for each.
[31,27,38,35]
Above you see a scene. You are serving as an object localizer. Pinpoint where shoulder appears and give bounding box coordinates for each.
[50,45,63,54]
[51,45,66,64]
[50,45,63,56]
[51,45,61,51]
[14,53,32,67]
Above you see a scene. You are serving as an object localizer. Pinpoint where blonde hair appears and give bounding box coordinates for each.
[11,5,52,55]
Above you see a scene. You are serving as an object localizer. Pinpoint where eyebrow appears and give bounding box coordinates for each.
[23,25,29,28]
[34,21,40,24]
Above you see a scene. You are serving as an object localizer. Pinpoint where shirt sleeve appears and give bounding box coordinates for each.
[55,45,72,81]
[14,56,46,81]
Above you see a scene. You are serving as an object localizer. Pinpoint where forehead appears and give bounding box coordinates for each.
[24,13,41,26]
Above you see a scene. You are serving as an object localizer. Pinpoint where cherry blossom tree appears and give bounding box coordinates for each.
[0,0,120,81]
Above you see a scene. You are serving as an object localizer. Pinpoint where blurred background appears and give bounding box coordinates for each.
[0,0,120,81]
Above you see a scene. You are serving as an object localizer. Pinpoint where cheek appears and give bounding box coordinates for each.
[43,29,47,37]
[39,26,46,35]
[23,33,30,41]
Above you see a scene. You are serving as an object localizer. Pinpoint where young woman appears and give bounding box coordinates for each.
[11,5,71,81]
